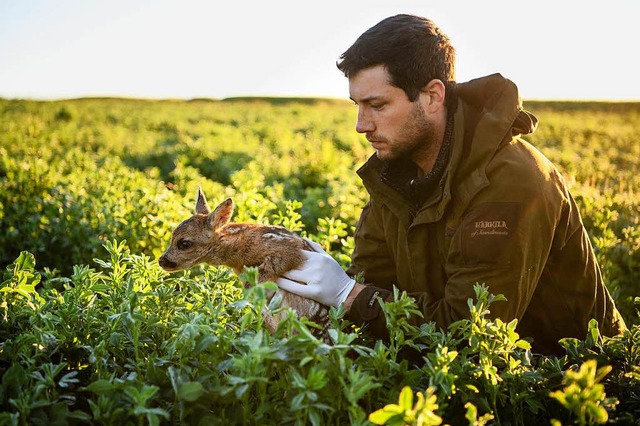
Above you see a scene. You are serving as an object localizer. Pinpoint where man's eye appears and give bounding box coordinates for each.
[177,240,193,250]
[371,103,384,110]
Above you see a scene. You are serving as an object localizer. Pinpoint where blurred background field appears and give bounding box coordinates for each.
[0,97,638,324]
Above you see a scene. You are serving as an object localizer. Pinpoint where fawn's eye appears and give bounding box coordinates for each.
[177,239,193,250]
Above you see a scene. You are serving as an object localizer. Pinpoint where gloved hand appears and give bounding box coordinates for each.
[276,239,356,307]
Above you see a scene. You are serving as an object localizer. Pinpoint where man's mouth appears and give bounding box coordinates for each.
[367,134,385,148]
[369,140,385,149]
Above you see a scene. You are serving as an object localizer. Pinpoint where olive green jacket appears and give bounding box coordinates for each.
[346,74,626,355]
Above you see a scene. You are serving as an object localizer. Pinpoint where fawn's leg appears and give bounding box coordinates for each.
[257,256,287,333]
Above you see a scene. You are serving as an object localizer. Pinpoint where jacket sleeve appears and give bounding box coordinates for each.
[345,198,397,336]
[346,198,397,289]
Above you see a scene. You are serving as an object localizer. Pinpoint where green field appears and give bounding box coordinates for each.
[1,98,639,424]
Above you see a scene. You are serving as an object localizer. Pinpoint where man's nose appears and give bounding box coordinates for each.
[355,108,374,134]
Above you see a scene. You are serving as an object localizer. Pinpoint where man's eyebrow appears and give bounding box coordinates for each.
[350,95,384,104]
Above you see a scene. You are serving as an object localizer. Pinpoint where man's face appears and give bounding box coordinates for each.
[349,64,436,163]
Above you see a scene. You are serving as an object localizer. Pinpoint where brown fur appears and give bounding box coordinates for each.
[159,188,330,336]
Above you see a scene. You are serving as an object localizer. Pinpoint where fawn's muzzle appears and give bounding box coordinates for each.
[158,255,177,270]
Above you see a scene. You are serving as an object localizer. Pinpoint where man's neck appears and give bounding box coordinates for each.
[414,109,448,175]
[415,141,442,177]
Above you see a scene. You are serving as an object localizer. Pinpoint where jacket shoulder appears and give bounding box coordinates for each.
[487,138,569,200]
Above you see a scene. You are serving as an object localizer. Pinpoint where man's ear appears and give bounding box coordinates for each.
[208,198,234,231]
[421,79,446,113]
[195,187,211,215]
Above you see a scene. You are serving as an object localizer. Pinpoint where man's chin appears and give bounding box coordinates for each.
[375,149,395,162]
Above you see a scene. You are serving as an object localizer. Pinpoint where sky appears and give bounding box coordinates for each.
[1,0,639,101]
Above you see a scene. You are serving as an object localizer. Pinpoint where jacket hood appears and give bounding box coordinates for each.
[455,73,538,137]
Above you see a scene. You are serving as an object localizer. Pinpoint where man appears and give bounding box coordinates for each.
[276,14,626,355]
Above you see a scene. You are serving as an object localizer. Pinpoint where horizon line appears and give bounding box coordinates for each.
[3,94,640,104]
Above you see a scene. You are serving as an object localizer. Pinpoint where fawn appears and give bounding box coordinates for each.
[158,188,330,335]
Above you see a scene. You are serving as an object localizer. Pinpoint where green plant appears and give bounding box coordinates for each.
[1,98,639,423]
[369,386,443,426]
[549,359,616,425]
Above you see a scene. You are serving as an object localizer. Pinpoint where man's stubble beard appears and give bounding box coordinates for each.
[376,101,437,164]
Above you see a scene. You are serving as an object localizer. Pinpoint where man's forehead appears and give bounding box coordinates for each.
[348,65,398,102]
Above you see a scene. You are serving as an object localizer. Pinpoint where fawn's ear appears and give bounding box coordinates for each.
[208,198,234,230]
[195,187,211,215]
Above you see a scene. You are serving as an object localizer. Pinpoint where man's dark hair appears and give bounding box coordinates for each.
[337,14,456,102]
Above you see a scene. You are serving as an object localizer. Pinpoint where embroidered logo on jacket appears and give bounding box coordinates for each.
[461,202,521,265]
[471,220,510,237]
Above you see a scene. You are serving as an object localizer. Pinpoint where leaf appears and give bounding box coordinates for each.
[58,371,79,388]
[398,386,413,411]
[268,292,283,311]
[300,356,314,367]
[309,409,322,426]
[368,405,404,425]
[586,318,601,346]
[195,335,218,353]
[594,364,613,384]
[90,282,111,293]
[235,383,249,399]
[464,402,478,424]
[67,409,93,421]
[515,340,532,350]
[291,392,306,411]
[82,379,117,394]
[465,384,480,393]
[328,329,339,344]
[1,364,28,389]
[290,370,306,389]
[261,281,278,292]
[93,259,112,269]
[177,381,204,402]
[147,413,160,426]
[9,251,36,273]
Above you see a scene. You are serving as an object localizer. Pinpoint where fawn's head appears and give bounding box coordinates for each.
[158,188,234,271]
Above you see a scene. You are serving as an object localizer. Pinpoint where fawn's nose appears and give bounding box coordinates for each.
[158,255,177,270]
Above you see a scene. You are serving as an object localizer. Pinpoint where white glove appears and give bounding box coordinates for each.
[276,239,356,307]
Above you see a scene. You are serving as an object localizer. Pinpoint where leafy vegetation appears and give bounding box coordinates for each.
[0,97,639,424]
